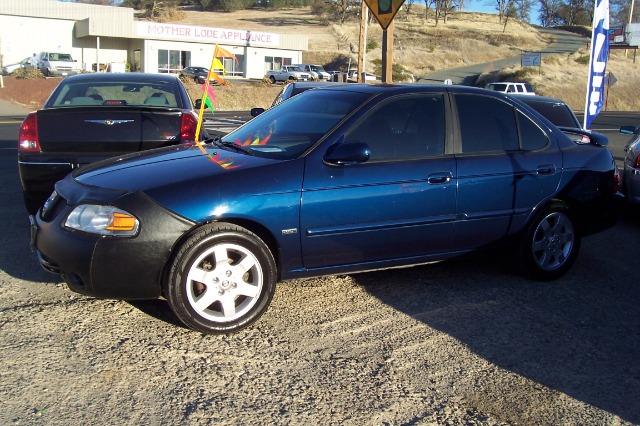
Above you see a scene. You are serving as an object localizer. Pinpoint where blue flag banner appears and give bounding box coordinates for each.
[583,0,610,130]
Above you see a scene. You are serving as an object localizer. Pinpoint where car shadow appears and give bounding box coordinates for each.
[127,299,188,330]
[352,208,640,423]
[0,157,58,283]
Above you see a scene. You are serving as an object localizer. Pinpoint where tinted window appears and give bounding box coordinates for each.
[345,94,445,161]
[520,100,579,128]
[48,81,180,108]
[517,111,549,150]
[223,89,370,159]
[455,94,519,153]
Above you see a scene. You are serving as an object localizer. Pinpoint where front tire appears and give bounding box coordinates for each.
[518,204,581,280]
[165,224,277,334]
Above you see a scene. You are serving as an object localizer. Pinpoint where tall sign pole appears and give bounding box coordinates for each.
[357,2,368,83]
[363,0,405,83]
[382,21,394,83]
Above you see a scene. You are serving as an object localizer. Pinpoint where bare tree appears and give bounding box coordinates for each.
[538,0,563,26]
[513,0,534,20]
[403,0,417,19]
[495,0,509,21]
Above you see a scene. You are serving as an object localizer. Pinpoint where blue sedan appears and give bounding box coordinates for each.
[31,84,622,334]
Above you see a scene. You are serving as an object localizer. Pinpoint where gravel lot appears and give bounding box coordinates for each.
[1,149,639,425]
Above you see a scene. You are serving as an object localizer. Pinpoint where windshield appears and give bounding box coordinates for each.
[311,65,326,72]
[487,83,508,91]
[221,89,370,160]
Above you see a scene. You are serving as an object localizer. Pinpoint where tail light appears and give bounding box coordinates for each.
[633,153,640,169]
[579,134,591,144]
[180,112,198,143]
[613,166,620,193]
[18,112,40,152]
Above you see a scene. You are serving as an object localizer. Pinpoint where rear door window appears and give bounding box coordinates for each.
[455,94,519,153]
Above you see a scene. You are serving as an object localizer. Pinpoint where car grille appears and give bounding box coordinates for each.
[40,193,67,222]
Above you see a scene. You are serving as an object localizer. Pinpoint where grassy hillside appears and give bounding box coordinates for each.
[176,6,639,112]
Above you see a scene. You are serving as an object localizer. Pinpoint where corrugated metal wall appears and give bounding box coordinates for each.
[0,0,133,23]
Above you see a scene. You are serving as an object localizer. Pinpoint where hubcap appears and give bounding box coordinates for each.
[185,243,263,322]
[531,212,574,271]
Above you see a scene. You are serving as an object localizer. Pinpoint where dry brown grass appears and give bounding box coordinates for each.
[178,7,549,78]
[176,7,639,111]
[182,79,282,111]
[2,7,637,112]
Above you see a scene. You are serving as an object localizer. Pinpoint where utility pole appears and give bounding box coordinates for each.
[357,2,368,83]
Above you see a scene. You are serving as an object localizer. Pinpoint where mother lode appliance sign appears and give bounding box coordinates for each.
[135,22,280,47]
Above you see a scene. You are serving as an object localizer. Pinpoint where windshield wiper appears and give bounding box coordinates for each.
[207,137,254,156]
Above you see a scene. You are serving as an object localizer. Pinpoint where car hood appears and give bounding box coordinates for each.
[66,143,305,221]
[73,143,280,191]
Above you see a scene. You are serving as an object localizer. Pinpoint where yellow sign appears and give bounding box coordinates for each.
[363,0,406,30]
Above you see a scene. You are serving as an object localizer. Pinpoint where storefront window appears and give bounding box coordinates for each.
[158,49,191,74]
[224,55,244,77]
[264,56,292,73]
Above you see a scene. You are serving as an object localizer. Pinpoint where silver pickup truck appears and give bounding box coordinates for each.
[265,65,311,84]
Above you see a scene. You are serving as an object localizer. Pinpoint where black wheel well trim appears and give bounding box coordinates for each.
[526,197,583,234]
[160,218,283,297]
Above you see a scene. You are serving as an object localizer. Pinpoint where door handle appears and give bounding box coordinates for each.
[536,165,556,175]
[428,172,452,184]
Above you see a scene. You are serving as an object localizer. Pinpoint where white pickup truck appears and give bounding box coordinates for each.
[265,65,311,84]
[37,51,82,77]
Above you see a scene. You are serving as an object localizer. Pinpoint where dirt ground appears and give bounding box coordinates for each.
[0,76,60,111]
[1,8,639,425]
[1,158,639,424]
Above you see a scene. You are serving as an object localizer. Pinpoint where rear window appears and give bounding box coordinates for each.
[46,80,180,108]
[521,101,580,128]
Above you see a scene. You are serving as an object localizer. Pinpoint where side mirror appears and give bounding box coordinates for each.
[194,99,202,110]
[324,142,370,165]
[251,107,265,117]
[620,125,636,135]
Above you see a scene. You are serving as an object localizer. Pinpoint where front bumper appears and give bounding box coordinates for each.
[46,68,79,77]
[32,188,195,299]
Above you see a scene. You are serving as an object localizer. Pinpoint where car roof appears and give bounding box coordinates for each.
[288,81,348,90]
[60,72,181,84]
[312,83,500,96]
[508,93,567,104]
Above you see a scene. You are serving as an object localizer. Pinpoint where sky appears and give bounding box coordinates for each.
[457,0,543,25]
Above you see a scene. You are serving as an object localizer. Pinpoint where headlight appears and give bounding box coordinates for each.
[64,205,139,237]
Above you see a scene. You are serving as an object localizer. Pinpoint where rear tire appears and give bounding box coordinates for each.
[517,203,580,280]
[269,76,276,84]
[164,223,277,334]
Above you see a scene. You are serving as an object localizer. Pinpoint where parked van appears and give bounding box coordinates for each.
[485,82,536,96]
[292,64,331,81]
[37,52,81,77]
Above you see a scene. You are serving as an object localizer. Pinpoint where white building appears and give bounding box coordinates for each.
[0,0,308,79]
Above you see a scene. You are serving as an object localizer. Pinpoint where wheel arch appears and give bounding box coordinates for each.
[161,218,283,295]
[523,197,583,236]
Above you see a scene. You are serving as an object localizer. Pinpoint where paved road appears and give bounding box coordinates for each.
[418,27,589,86]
